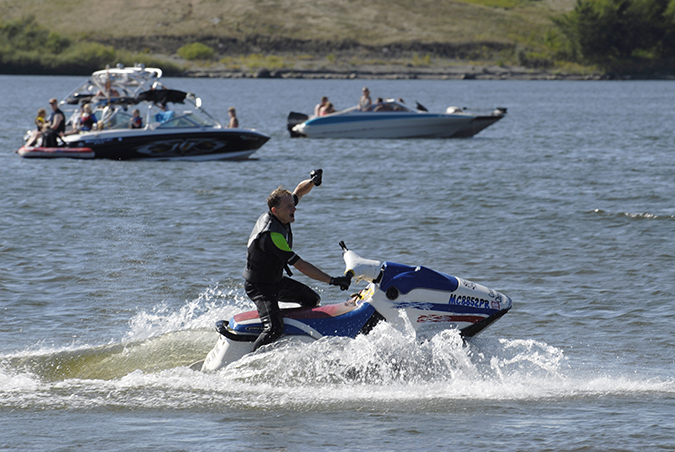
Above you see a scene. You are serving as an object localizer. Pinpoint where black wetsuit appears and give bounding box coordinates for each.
[243,207,320,351]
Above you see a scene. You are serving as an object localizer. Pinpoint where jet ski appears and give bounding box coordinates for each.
[195,242,512,371]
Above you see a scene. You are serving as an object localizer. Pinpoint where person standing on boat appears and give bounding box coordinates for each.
[227,107,239,128]
[42,98,66,147]
[358,87,372,110]
[243,169,351,352]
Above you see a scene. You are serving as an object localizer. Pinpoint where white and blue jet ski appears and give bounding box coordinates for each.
[196,242,512,371]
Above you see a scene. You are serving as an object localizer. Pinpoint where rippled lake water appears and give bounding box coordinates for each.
[1,75,674,451]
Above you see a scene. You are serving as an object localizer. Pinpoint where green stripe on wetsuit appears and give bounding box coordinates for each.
[270,232,292,252]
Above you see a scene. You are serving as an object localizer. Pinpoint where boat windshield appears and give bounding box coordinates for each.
[155,111,216,128]
[330,100,414,115]
[367,100,413,112]
[93,103,220,130]
[101,109,133,130]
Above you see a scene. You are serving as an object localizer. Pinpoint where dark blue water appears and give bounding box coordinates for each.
[1,75,674,451]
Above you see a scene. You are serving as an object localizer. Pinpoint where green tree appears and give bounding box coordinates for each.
[555,0,675,62]
[663,0,675,55]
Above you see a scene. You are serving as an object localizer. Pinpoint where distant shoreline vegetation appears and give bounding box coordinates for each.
[0,17,182,76]
[552,0,675,74]
[2,3,675,78]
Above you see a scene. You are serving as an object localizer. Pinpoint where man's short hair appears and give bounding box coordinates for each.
[267,186,292,211]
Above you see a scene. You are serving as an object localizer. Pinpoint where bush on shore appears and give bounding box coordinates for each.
[177,43,215,61]
[0,17,182,75]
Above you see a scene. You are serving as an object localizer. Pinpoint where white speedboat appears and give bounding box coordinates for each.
[18,65,269,161]
[288,100,506,139]
[194,242,512,371]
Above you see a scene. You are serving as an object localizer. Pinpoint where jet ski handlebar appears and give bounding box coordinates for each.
[339,242,383,283]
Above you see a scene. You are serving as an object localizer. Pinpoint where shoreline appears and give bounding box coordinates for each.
[183,64,608,81]
[180,63,675,81]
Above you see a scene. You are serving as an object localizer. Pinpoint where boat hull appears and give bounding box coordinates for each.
[64,128,269,161]
[290,110,505,139]
[450,115,505,138]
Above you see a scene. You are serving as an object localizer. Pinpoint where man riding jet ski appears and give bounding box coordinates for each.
[242,169,351,352]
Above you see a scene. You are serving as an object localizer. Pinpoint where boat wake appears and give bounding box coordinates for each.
[1,285,673,411]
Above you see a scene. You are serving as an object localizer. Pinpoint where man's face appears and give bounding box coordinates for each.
[50,102,58,111]
[272,194,296,224]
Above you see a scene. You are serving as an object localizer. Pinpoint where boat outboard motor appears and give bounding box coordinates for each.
[287,112,309,137]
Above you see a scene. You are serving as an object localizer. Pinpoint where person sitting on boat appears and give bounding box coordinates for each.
[64,103,98,135]
[227,106,239,128]
[154,103,174,123]
[392,98,406,111]
[42,98,66,147]
[26,108,47,146]
[95,77,121,102]
[130,109,143,129]
[314,96,328,117]
[243,169,351,352]
[319,102,335,116]
[358,87,372,111]
[373,98,393,112]
[35,108,47,130]
[79,104,97,131]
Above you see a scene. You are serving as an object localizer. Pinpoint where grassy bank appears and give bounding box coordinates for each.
[2,0,671,78]
[0,0,574,46]
[0,0,582,75]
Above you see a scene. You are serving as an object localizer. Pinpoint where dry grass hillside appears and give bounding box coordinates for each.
[2,0,593,78]
[1,0,575,49]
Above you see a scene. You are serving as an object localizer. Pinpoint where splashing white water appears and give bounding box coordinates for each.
[1,284,674,411]
[125,284,254,341]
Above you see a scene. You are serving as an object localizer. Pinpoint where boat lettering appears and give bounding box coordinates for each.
[448,294,490,309]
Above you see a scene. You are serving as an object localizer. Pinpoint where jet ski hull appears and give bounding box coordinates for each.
[199,244,512,371]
